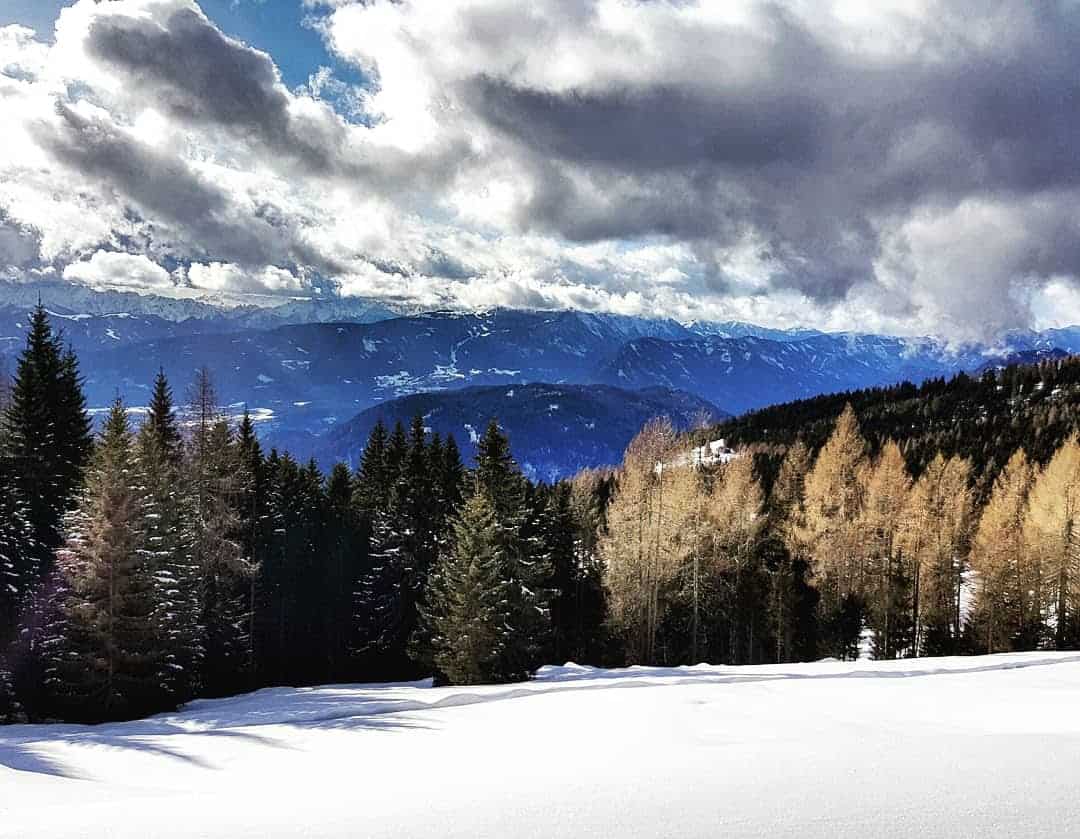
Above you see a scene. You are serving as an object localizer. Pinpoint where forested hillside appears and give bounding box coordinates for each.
[315,383,725,481]
[704,356,1080,491]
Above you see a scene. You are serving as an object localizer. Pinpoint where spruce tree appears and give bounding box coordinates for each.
[146,369,183,463]
[325,463,359,681]
[348,424,387,667]
[418,491,510,685]
[234,409,264,686]
[0,456,35,646]
[359,416,438,677]
[255,454,327,685]
[440,433,466,514]
[0,659,16,723]
[185,370,252,695]
[353,420,390,513]
[386,421,408,478]
[474,420,550,680]
[44,400,165,721]
[546,483,581,663]
[3,306,91,628]
[134,373,201,702]
[3,307,92,717]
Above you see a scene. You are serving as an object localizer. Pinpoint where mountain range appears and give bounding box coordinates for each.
[1,281,1077,478]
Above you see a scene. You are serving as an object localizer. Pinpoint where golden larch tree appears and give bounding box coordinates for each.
[970,449,1037,652]
[802,405,869,656]
[1024,435,1080,649]
[857,440,912,658]
[900,454,974,656]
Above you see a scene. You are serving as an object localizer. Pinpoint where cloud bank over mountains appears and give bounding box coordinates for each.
[2,0,1079,339]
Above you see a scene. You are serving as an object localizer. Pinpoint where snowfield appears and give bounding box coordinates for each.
[3,653,1080,838]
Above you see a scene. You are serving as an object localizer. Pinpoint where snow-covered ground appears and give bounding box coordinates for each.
[3,653,1080,838]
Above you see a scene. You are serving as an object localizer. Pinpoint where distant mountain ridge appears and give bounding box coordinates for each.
[0,280,401,327]
[595,332,1001,414]
[2,281,1078,476]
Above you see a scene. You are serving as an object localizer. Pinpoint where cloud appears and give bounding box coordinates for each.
[84,4,347,176]
[313,0,1080,338]
[1,1,1079,339]
[187,261,304,295]
[0,210,41,275]
[63,249,173,289]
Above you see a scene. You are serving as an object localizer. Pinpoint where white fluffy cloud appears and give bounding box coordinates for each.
[187,262,304,295]
[63,250,174,289]
[1,0,1080,339]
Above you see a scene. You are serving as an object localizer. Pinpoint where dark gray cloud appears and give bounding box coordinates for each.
[444,0,1080,308]
[33,101,325,271]
[0,210,41,271]
[82,4,472,199]
[85,6,346,175]
[469,79,828,171]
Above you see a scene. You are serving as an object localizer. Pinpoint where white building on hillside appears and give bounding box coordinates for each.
[657,439,740,474]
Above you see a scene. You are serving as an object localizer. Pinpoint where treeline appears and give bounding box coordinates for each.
[598,406,1080,665]
[705,356,1080,492]
[0,308,606,723]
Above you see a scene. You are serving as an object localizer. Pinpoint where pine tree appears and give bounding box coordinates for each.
[545,483,579,663]
[543,481,610,665]
[0,659,17,723]
[386,421,408,478]
[44,400,166,721]
[348,423,388,668]
[255,454,326,685]
[418,491,510,685]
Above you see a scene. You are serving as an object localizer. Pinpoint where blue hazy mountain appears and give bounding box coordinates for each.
[312,383,726,482]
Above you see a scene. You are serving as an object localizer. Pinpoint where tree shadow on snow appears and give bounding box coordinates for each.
[0,694,431,780]
[3,653,1075,781]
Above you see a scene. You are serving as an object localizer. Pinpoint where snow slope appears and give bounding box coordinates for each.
[3,653,1080,838]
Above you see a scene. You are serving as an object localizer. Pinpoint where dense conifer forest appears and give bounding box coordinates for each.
[2,307,1080,724]
[704,357,1080,494]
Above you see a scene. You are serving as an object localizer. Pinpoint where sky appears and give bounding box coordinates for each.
[1,0,1079,340]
